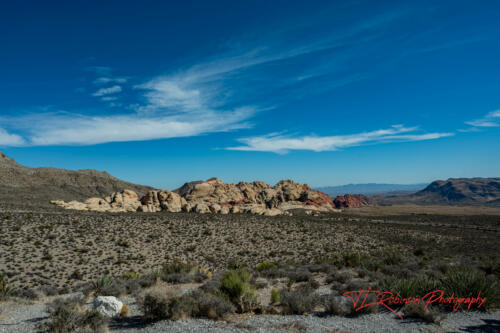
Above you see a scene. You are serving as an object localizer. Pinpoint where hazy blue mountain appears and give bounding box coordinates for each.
[315,183,428,197]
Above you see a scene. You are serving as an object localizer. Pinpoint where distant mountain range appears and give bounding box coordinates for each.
[1,151,498,208]
[315,183,428,196]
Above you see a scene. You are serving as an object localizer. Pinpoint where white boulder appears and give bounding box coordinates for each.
[93,296,124,317]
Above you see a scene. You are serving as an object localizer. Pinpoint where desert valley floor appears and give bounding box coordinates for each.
[1,204,498,291]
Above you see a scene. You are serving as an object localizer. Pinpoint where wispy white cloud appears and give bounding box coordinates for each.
[0,107,254,146]
[92,85,122,97]
[0,128,25,146]
[464,110,500,129]
[100,96,118,101]
[93,77,128,85]
[227,125,453,154]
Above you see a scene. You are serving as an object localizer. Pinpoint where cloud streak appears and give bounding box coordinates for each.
[92,85,122,97]
[93,77,128,85]
[464,110,500,128]
[227,125,453,154]
[0,128,25,146]
[0,107,254,146]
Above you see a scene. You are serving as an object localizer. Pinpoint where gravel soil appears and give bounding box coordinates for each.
[1,296,499,333]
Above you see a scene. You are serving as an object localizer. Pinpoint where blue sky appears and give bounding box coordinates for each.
[1,0,499,189]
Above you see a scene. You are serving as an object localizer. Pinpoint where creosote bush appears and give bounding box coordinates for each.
[280,287,317,315]
[402,303,442,324]
[271,288,281,305]
[44,296,108,333]
[255,260,276,272]
[141,290,234,321]
[218,269,257,312]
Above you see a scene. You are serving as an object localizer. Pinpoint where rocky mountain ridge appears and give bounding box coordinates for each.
[0,151,153,207]
[51,177,341,215]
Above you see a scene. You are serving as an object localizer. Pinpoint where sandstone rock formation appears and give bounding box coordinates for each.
[51,178,341,215]
[333,194,371,208]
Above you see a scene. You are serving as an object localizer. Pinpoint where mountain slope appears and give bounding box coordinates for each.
[414,177,500,204]
[0,151,153,207]
[375,177,500,206]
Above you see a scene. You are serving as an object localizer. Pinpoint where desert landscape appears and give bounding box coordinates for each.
[1,2,500,331]
[1,151,499,332]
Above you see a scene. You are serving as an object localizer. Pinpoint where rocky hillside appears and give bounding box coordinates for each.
[333,194,372,208]
[414,177,500,205]
[375,177,500,206]
[52,178,339,215]
[0,151,153,207]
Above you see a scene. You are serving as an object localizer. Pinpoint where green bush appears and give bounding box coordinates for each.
[218,269,257,312]
[255,260,276,272]
[271,289,281,304]
[342,252,361,268]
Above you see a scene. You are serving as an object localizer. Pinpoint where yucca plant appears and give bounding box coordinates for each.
[0,273,13,300]
[92,274,113,296]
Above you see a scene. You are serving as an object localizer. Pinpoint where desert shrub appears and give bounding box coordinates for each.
[227,259,246,270]
[285,269,313,283]
[200,277,222,295]
[162,273,194,284]
[218,269,257,312]
[380,248,402,265]
[162,260,196,275]
[194,272,209,283]
[255,260,276,272]
[100,281,127,297]
[0,273,13,300]
[141,291,178,321]
[44,296,108,333]
[13,288,39,300]
[381,276,439,299]
[479,259,500,276]
[137,274,157,288]
[40,285,59,296]
[342,252,361,268]
[361,257,382,272]
[326,271,352,284]
[325,295,352,316]
[280,288,317,314]
[141,290,234,321]
[441,266,499,310]
[402,303,442,323]
[121,279,142,296]
[192,291,235,320]
[271,289,281,304]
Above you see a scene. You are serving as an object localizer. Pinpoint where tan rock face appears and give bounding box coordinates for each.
[51,178,341,215]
